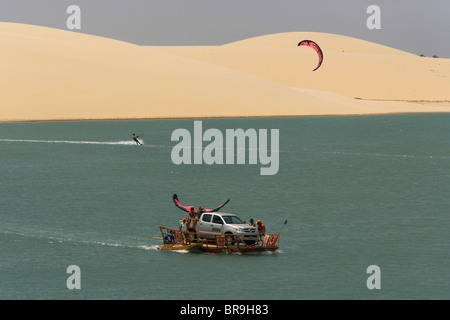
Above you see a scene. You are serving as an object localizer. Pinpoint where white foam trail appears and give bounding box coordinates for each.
[0,138,178,149]
[325,151,445,160]
[0,138,140,146]
[1,228,157,251]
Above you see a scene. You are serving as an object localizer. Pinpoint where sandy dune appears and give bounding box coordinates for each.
[1,23,449,122]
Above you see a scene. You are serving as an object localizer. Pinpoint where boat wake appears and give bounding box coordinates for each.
[325,150,448,160]
[0,138,143,146]
[1,228,158,251]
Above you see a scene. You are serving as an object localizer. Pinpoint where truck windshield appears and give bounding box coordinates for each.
[222,215,245,224]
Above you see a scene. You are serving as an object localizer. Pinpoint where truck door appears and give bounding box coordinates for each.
[210,214,224,234]
[197,213,213,233]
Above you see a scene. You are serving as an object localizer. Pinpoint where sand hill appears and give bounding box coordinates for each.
[1,23,449,122]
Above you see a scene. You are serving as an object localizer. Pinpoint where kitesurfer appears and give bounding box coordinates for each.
[132,133,142,145]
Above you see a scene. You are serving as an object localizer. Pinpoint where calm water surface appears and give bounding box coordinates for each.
[0,114,449,299]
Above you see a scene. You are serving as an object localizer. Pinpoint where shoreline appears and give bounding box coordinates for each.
[1,110,449,124]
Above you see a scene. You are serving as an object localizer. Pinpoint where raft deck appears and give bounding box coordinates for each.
[159,226,279,253]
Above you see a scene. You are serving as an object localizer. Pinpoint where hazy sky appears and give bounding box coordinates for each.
[1,0,449,58]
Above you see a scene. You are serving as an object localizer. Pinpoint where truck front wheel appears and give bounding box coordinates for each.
[224,232,236,245]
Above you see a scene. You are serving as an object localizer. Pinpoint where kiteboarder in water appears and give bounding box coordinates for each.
[172,194,230,217]
[132,133,142,145]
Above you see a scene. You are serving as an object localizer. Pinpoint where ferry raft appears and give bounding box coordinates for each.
[156,226,280,253]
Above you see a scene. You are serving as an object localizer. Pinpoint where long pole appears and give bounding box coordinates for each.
[278,219,288,234]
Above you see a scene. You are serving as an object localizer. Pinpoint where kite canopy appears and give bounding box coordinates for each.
[298,40,323,71]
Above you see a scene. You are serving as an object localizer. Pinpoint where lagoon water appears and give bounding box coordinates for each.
[0,114,449,299]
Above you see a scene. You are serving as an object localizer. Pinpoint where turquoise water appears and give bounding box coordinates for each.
[0,114,449,299]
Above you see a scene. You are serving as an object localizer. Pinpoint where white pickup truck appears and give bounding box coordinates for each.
[179,212,258,244]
